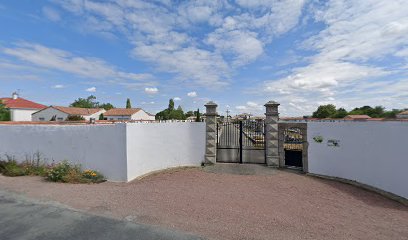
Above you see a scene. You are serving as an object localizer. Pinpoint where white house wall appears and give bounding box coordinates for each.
[10,109,38,121]
[131,110,155,121]
[126,122,206,181]
[307,121,408,199]
[0,124,127,181]
[32,108,68,121]
[83,110,105,121]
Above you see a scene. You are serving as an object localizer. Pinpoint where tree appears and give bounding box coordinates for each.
[126,98,132,109]
[70,95,99,108]
[312,104,337,118]
[99,113,105,120]
[168,99,175,111]
[195,108,201,122]
[333,108,348,118]
[155,99,185,120]
[99,103,114,110]
[66,115,85,121]
[0,100,10,121]
[185,111,194,118]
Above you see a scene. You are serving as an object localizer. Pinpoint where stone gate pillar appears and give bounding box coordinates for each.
[264,101,280,167]
[204,101,218,164]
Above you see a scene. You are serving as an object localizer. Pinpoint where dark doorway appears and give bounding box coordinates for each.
[284,150,303,167]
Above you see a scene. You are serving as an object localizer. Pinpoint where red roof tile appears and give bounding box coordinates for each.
[0,97,46,110]
[51,106,104,116]
[104,108,141,116]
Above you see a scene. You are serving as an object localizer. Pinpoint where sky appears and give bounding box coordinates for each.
[0,0,407,117]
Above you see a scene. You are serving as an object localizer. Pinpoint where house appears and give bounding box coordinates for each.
[396,110,408,119]
[344,115,371,120]
[32,106,105,121]
[103,108,155,121]
[0,92,46,121]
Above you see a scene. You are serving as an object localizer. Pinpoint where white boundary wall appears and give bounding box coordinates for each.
[307,121,408,199]
[0,122,206,182]
[126,122,205,181]
[0,124,127,181]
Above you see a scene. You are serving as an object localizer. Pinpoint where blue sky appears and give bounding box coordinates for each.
[0,0,407,116]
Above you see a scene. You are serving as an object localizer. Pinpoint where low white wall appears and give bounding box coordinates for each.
[0,124,127,181]
[308,121,408,199]
[126,122,206,181]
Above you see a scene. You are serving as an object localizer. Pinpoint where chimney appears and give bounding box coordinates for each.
[12,92,18,100]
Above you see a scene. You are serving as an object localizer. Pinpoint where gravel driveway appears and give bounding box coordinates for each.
[0,165,407,240]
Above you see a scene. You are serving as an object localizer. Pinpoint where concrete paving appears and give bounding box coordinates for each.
[0,190,204,240]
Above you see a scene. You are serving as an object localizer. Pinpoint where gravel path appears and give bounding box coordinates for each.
[0,167,407,240]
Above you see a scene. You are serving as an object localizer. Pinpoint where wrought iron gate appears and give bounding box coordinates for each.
[216,120,266,164]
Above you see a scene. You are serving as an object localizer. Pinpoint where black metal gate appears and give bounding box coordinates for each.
[216,120,265,164]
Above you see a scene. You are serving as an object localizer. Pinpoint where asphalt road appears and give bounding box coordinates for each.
[0,190,204,240]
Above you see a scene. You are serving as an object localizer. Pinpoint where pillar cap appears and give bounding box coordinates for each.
[264,100,280,107]
[205,101,218,107]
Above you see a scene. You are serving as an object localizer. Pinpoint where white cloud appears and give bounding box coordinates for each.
[260,0,408,116]
[42,6,61,22]
[86,87,96,92]
[2,42,154,84]
[187,91,197,97]
[54,0,306,88]
[174,97,181,101]
[144,87,158,94]
[52,84,65,89]
[235,101,263,114]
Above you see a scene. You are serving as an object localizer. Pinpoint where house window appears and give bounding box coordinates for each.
[39,118,45,121]
[57,117,63,121]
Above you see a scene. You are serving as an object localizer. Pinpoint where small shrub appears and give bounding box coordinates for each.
[82,170,105,183]
[3,160,25,177]
[46,161,72,182]
[62,168,90,183]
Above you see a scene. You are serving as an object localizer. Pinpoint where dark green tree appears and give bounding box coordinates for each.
[312,104,337,118]
[0,100,10,121]
[168,99,175,111]
[126,98,132,109]
[66,115,85,121]
[70,95,99,108]
[333,107,348,118]
[99,103,114,110]
[155,99,185,120]
[195,108,201,122]
[99,113,105,120]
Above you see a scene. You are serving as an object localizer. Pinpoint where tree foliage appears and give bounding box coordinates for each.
[126,98,132,109]
[312,104,404,119]
[66,115,85,121]
[312,104,337,118]
[0,100,10,121]
[70,95,114,110]
[195,108,201,122]
[155,99,186,120]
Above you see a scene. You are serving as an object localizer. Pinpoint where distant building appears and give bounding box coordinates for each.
[344,115,371,120]
[0,92,46,121]
[233,113,252,120]
[103,108,155,121]
[32,106,105,121]
[396,111,408,119]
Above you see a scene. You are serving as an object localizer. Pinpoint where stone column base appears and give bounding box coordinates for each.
[266,156,279,167]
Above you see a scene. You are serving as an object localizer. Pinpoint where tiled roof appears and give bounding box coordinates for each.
[398,110,408,115]
[103,108,141,116]
[51,106,104,116]
[0,97,46,110]
[345,115,371,119]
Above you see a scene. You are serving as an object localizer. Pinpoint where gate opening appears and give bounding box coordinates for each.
[283,127,304,168]
[216,119,265,164]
